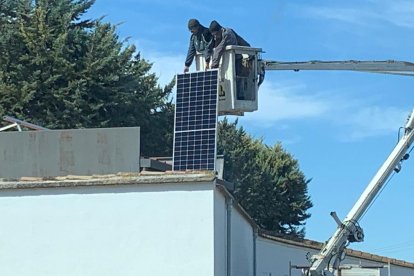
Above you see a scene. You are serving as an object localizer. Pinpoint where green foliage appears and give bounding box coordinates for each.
[0,0,174,156]
[218,118,313,238]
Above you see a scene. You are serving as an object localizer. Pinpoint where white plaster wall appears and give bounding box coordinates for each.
[257,236,316,276]
[214,190,227,276]
[230,203,254,276]
[0,182,215,276]
[213,190,255,276]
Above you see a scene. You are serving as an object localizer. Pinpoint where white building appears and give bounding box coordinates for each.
[0,127,413,275]
[0,171,413,276]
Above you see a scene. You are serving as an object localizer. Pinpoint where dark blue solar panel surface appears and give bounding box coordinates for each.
[173,70,218,171]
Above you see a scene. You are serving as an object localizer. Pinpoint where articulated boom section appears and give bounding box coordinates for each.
[308,109,414,276]
[261,60,414,75]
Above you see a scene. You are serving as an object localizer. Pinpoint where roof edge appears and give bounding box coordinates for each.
[0,171,217,190]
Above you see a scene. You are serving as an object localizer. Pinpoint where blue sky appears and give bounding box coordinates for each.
[87,0,414,262]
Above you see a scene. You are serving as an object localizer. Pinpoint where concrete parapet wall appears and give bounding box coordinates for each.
[0,127,140,178]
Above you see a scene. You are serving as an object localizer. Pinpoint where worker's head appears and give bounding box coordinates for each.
[209,20,222,37]
[188,19,200,34]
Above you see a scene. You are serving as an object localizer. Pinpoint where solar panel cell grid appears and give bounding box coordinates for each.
[173,70,218,171]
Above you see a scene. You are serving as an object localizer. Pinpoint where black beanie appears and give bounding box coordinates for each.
[188,19,200,29]
[209,20,222,32]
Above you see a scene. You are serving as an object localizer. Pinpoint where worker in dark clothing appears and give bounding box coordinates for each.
[208,20,250,69]
[184,19,214,73]
[209,20,251,100]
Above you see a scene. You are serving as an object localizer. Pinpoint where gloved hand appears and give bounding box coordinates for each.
[184,66,190,73]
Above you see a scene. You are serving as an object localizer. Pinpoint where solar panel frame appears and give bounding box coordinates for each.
[173,70,219,171]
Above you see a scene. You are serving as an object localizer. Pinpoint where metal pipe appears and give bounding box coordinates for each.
[226,198,232,276]
[388,261,391,276]
[253,228,257,276]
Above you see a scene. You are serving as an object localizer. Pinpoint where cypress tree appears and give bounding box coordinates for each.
[218,118,313,238]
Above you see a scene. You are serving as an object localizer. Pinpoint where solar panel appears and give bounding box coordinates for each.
[173,70,219,171]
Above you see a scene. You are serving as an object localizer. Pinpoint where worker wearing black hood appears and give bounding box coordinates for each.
[184,19,214,73]
[208,20,250,69]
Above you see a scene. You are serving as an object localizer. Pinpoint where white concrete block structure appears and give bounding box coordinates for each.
[0,172,412,276]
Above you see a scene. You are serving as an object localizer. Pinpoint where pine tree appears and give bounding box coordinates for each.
[0,0,173,156]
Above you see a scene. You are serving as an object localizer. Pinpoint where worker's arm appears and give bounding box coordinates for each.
[204,31,214,69]
[211,29,237,68]
[184,36,196,72]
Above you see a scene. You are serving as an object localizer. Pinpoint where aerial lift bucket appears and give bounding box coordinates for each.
[195,46,263,116]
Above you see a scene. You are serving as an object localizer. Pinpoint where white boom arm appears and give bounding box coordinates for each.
[308,109,414,276]
[261,60,414,76]
[253,56,414,275]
